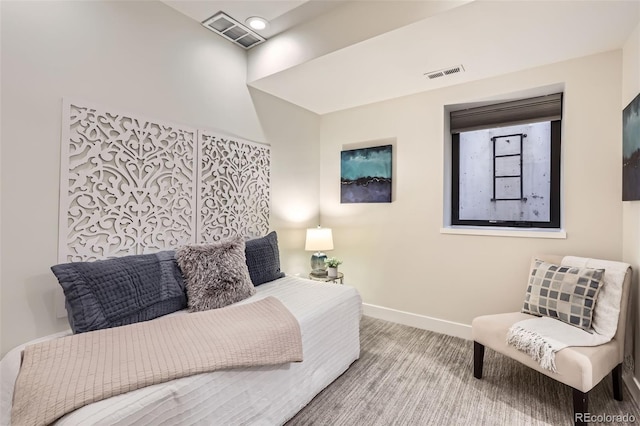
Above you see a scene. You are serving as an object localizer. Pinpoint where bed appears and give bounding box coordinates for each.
[0,233,362,425]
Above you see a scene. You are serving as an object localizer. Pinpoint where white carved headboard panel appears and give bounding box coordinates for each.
[59,99,270,262]
[198,131,270,243]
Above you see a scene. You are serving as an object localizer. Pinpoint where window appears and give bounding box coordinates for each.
[450,93,562,228]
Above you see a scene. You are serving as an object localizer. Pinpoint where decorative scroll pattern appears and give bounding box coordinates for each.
[198,131,270,242]
[60,101,197,261]
[59,100,271,262]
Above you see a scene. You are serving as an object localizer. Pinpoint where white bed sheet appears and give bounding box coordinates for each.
[1,276,362,425]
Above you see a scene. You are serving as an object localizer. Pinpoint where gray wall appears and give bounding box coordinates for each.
[0,0,320,356]
[319,50,623,332]
[621,21,640,395]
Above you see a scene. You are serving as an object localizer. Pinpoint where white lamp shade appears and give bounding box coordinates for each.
[305,227,334,251]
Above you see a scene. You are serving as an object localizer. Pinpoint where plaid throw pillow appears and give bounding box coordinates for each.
[522,259,605,331]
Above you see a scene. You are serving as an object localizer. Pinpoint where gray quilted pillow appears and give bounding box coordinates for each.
[51,250,186,334]
[245,231,285,286]
[176,237,256,311]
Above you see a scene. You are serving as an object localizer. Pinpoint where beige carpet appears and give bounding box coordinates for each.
[287,316,639,425]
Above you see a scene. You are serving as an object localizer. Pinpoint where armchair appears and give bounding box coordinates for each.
[472,254,632,426]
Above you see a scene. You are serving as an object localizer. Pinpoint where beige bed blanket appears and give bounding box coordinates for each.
[11,296,303,426]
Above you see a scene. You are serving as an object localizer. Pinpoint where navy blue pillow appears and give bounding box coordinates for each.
[245,231,285,286]
[51,250,186,333]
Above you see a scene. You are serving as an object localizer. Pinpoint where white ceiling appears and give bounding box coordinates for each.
[164,0,640,115]
[163,0,344,39]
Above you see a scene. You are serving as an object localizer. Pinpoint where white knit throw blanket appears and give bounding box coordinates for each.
[506,256,630,372]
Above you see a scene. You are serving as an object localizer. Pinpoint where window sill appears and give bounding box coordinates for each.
[440,226,567,239]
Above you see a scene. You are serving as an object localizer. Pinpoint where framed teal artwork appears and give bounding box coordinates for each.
[341,145,392,203]
[623,92,640,201]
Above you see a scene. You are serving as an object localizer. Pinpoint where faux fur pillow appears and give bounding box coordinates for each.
[176,237,256,311]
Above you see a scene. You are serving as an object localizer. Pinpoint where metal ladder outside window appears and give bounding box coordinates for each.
[492,133,526,201]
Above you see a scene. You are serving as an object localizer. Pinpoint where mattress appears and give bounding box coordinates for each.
[0,276,362,425]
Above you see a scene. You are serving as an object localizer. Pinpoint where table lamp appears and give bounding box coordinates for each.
[305,227,333,276]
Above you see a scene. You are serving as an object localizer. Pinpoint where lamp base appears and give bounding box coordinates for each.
[310,252,328,276]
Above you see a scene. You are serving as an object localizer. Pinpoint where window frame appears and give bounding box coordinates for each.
[450,119,562,229]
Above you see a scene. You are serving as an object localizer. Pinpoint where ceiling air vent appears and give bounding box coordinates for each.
[202,12,266,49]
[425,65,465,80]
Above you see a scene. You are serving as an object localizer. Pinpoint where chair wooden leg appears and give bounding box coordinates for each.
[473,341,484,379]
[572,389,588,426]
[612,363,623,401]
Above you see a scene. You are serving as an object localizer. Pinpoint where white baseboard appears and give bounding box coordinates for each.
[362,303,472,340]
[623,373,640,406]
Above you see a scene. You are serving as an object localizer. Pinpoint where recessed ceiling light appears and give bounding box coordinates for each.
[246,16,268,31]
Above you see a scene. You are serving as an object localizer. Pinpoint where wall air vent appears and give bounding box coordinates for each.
[425,65,465,80]
[202,12,266,49]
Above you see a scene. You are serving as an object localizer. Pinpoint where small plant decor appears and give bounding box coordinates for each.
[324,257,342,268]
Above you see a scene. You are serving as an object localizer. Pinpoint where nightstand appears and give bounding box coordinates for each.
[308,272,344,284]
